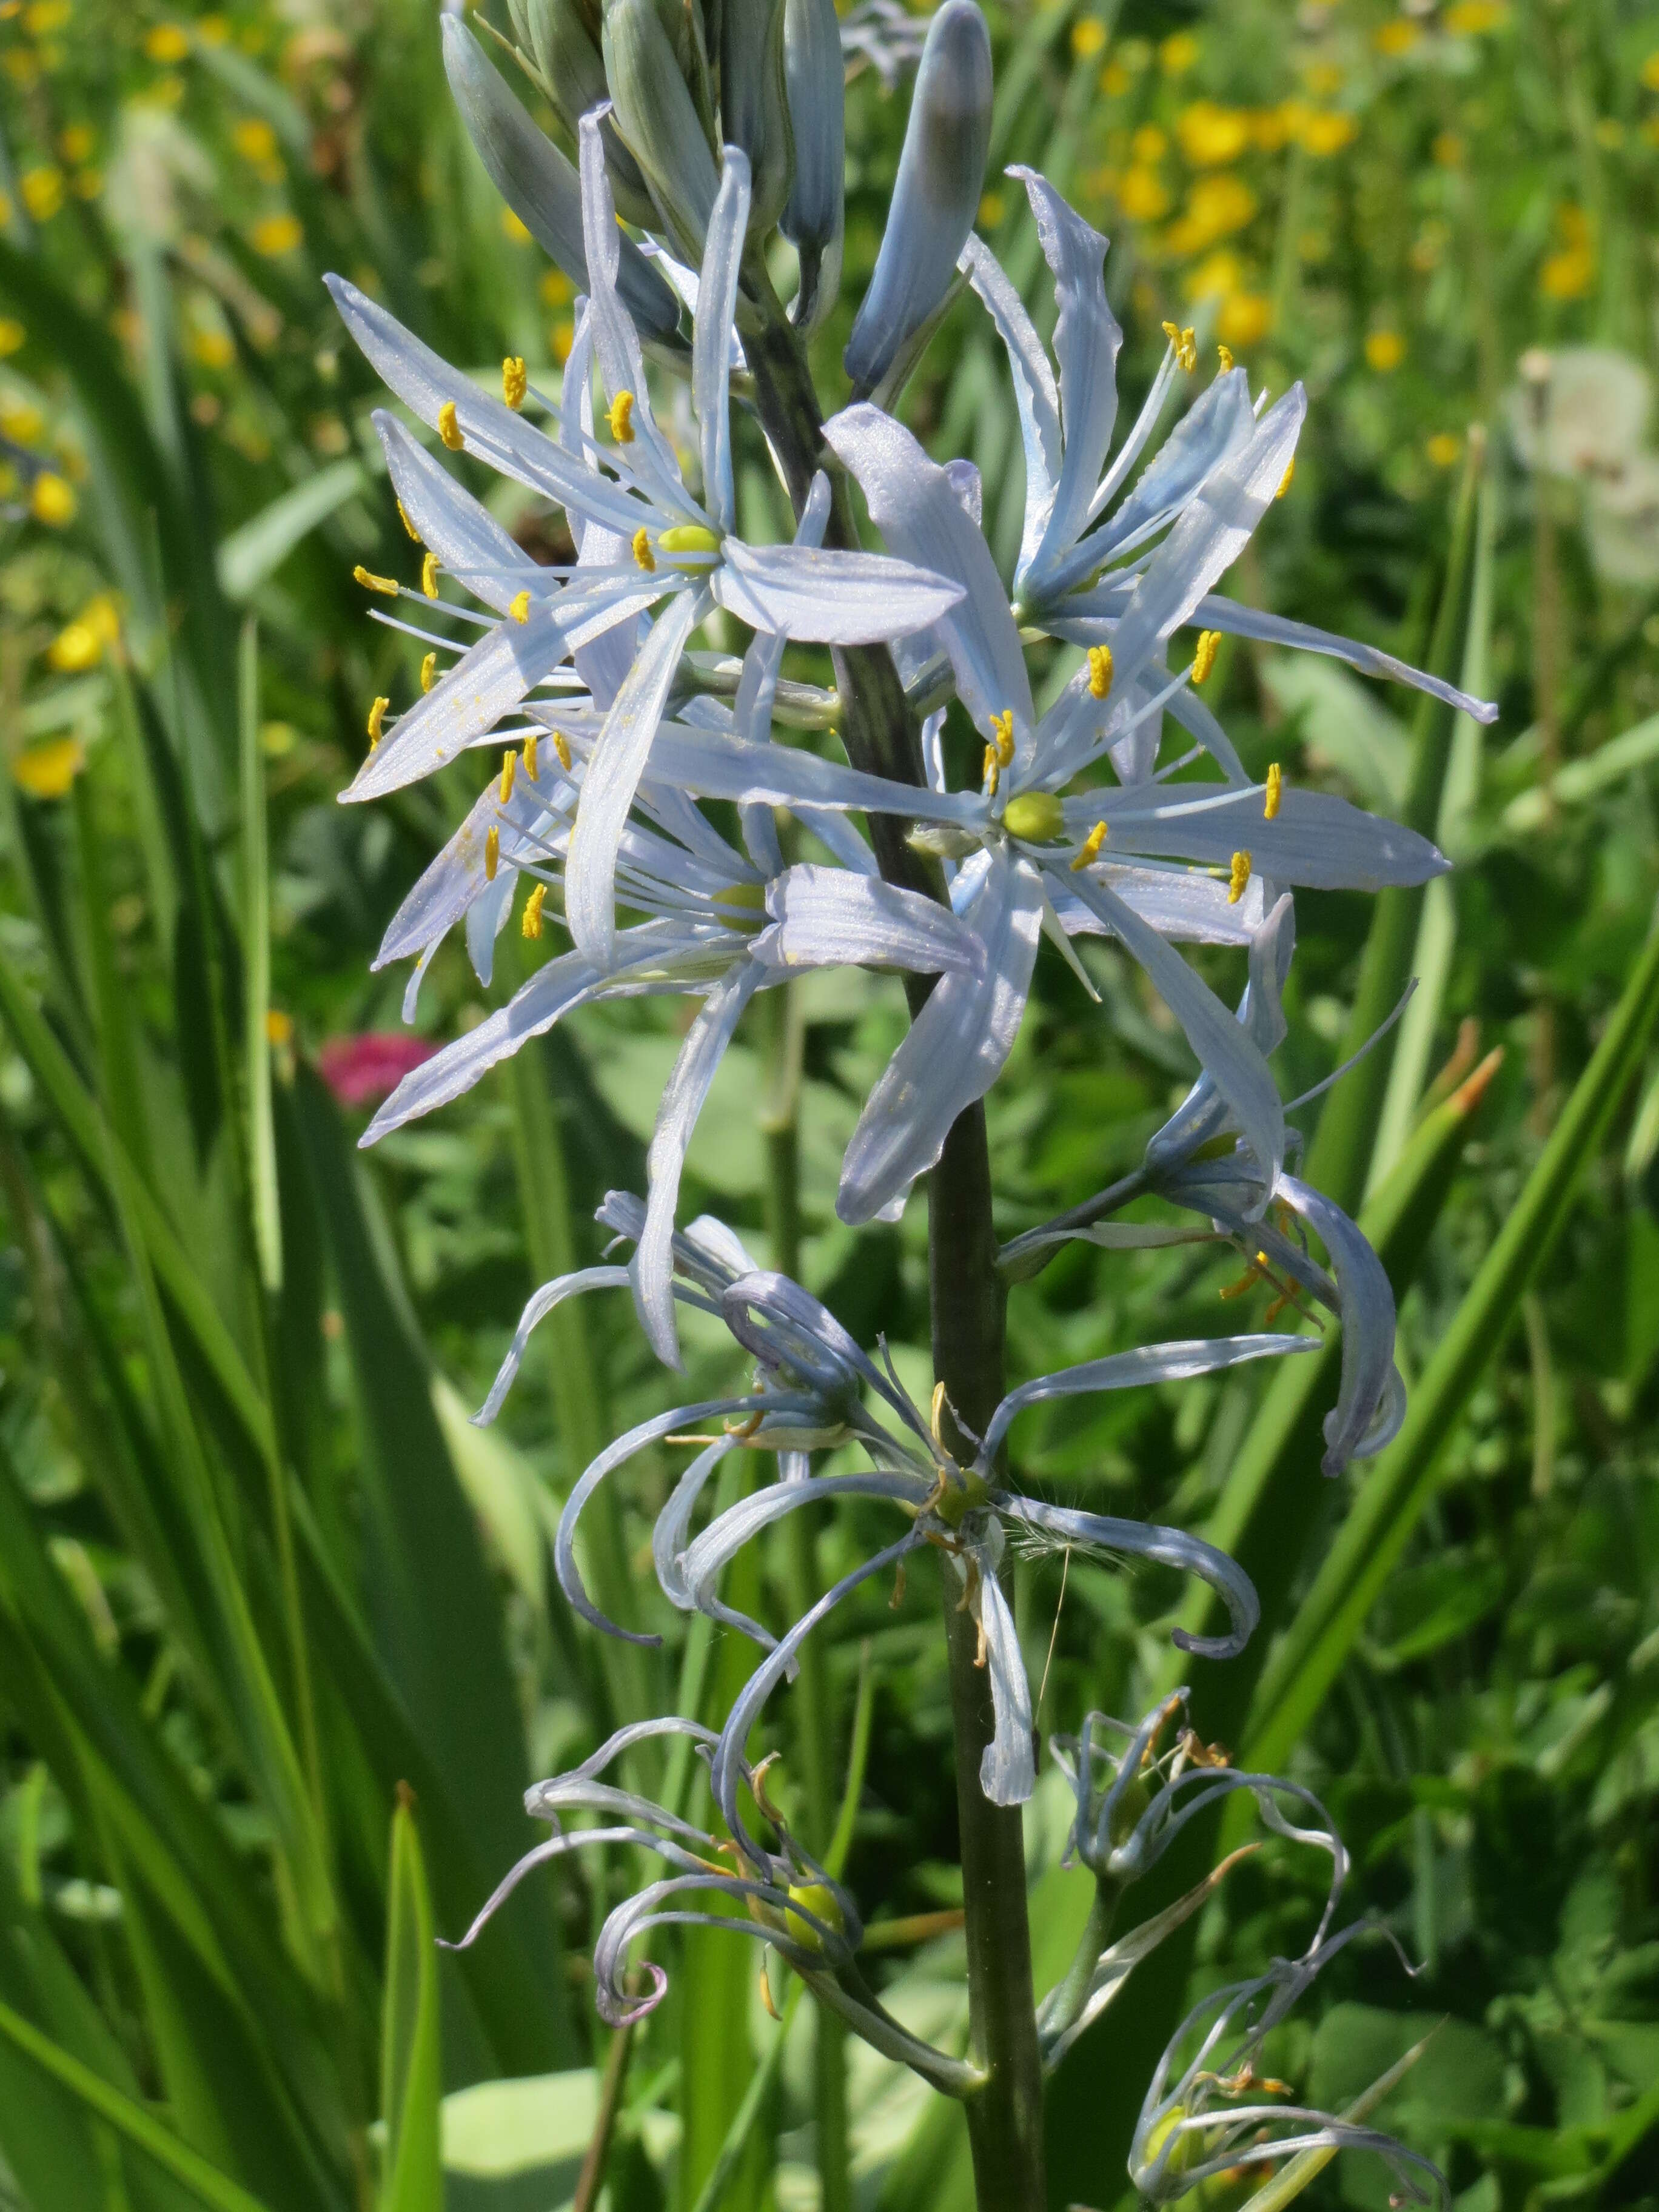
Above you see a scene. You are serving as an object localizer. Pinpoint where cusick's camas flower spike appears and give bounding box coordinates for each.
[337,7,1475,2171]
[843,0,992,398]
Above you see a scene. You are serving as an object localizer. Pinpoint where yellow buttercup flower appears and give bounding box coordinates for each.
[1364,330,1406,373]
[1374,18,1421,57]
[1070,16,1107,59]
[1118,169,1169,221]
[13,736,85,799]
[144,22,189,61]
[1158,30,1199,73]
[232,117,278,163]
[1426,432,1462,469]
[21,166,64,221]
[30,471,75,524]
[1176,101,1251,169]
[251,213,303,256]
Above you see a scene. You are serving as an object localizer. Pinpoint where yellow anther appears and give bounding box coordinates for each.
[1162,321,1196,370]
[521,880,547,939]
[523,731,539,782]
[930,1380,947,1446]
[1276,456,1296,499]
[437,400,463,450]
[1071,819,1108,872]
[632,526,655,572]
[421,551,439,598]
[484,825,500,882]
[1264,762,1282,820]
[1003,791,1064,842]
[550,726,572,773]
[1217,343,1234,372]
[395,497,420,541]
[509,589,531,623]
[759,1966,782,2021]
[366,695,388,747]
[420,651,437,693]
[1227,849,1252,903]
[990,708,1015,766]
[982,744,1000,797]
[608,389,635,443]
[499,750,517,805]
[1191,629,1220,686]
[502,355,527,410]
[1088,643,1113,699]
[352,564,398,596]
[658,523,722,555]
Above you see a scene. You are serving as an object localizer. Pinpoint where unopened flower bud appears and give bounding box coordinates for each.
[442,16,680,338]
[508,0,660,226]
[719,0,794,237]
[780,0,843,326]
[602,0,722,260]
[843,0,991,397]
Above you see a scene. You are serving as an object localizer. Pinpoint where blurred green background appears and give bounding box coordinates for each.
[1,1,1658,2209]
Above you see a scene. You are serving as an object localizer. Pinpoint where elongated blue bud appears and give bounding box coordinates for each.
[506,0,660,226]
[602,0,722,261]
[719,0,794,236]
[441,18,681,340]
[780,0,843,326]
[843,0,991,397]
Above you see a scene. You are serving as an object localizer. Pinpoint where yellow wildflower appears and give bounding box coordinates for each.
[251,213,303,256]
[13,737,85,799]
[21,166,64,221]
[1364,329,1406,372]
[1176,101,1251,168]
[30,471,75,524]
[1158,30,1199,73]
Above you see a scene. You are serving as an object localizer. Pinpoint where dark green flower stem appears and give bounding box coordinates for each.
[742,294,1049,2212]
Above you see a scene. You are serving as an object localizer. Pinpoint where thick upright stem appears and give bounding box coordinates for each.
[745,306,1048,2212]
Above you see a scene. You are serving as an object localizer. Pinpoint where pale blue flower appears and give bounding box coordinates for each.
[1131,1920,1444,2209]
[1039,1689,1350,2065]
[1003,896,1407,1474]
[359,624,984,1368]
[440,1716,861,2026]
[326,129,963,949]
[482,1202,1316,1811]
[962,166,1498,734]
